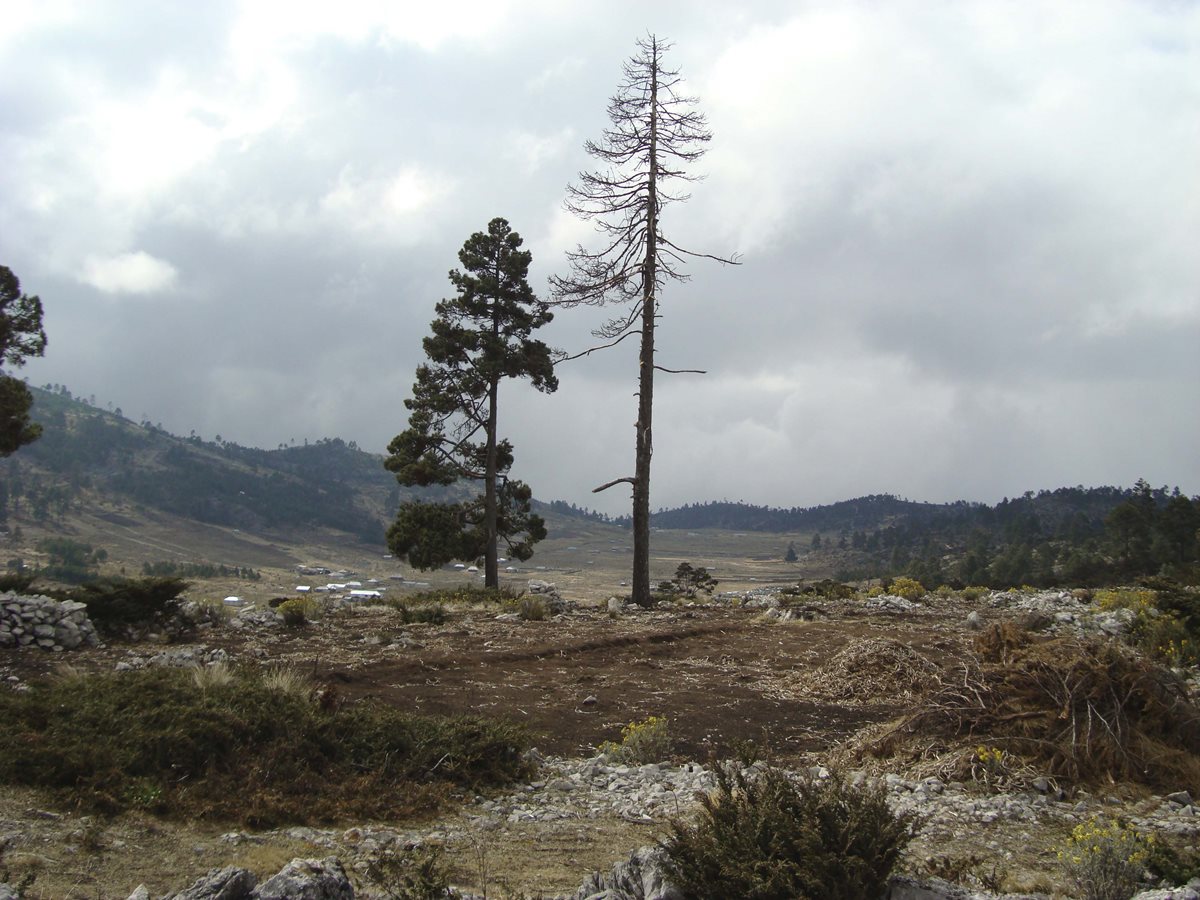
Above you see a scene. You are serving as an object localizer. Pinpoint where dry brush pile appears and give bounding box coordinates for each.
[860,623,1200,793]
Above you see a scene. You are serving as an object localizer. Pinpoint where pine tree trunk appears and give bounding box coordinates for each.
[631,46,659,608]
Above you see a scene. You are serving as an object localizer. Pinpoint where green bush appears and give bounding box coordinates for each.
[70,577,189,634]
[407,586,520,606]
[364,844,454,899]
[599,716,670,764]
[662,765,916,900]
[385,599,449,625]
[0,571,37,593]
[0,667,529,825]
[961,585,989,602]
[888,576,926,601]
[277,596,321,627]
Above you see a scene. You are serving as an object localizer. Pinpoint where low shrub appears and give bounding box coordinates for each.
[277,596,320,627]
[363,844,454,900]
[384,599,449,625]
[600,715,671,764]
[407,586,520,606]
[0,571,37,593]
[888,576,926,601]
[1058,818,1153,900]
[662,765,916,900]
[0,667,529,825]
[70,576,190,634]
[961,585,990,602]
[780,579,855,601]
[1095,588,1157,614]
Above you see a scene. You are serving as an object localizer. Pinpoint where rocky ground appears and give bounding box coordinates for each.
[1,586,1198,898]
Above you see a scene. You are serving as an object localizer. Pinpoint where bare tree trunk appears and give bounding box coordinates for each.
[631,49,659,608]
[484,376,499,588]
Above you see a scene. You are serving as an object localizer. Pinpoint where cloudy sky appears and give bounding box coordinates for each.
[2,1,1197,515]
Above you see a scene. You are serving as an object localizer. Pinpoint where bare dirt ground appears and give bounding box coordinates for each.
[0,596,1032,899]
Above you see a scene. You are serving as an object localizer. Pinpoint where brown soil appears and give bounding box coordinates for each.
[0,599,979,897]
[1,597,1188,899]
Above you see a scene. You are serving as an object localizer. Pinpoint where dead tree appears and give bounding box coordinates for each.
[551,34,738,606]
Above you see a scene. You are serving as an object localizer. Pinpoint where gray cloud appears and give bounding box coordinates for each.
[3,1,1197,516]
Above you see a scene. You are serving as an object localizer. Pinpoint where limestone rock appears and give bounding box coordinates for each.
[164,865,257,899]
[254,856,353,900]
[573,846,682,900]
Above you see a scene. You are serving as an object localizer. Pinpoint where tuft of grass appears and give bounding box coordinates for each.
[518,596,547,621]
[260,666,313,699]
[190,661,235,691]
[0,666,530,826]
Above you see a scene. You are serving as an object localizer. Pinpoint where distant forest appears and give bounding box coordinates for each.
[589,487,1199,588]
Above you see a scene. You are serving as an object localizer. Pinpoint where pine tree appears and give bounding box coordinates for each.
[0,265,48,456]
[385,219,558,586]
[551,35,738,606]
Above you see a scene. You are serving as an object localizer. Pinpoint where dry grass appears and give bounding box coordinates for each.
[260,665,313,699]
[801,638,944,706]
[190,660,235,691]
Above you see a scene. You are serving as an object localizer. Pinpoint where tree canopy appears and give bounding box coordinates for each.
[0,265,48,456]
[385,218,557,585]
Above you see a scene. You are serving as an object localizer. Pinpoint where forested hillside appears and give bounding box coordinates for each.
[639,485,1200,588]
[3,385,412,541]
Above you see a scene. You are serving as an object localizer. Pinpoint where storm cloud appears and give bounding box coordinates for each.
[2,1,1197,514]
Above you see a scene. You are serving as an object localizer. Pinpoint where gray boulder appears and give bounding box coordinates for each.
[573,846,682,900]
[255,857,353,900]
[163,866,257,899]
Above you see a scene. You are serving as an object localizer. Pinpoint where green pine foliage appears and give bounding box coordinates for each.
[385,218,557,585]
[0,265,47,457]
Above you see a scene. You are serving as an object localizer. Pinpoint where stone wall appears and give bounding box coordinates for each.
[0,591,99,651]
